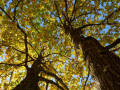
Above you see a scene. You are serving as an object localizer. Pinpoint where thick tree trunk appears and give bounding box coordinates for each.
[72,35,120,90]
[13,68,40,90]
[13,58,42,90]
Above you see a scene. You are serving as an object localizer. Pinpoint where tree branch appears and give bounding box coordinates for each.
[39,76,64,90]
[64,0,68,18]
[72,7,95,22]
[46,82,49,90]
[41,68,69,90]
[0,44,34,60]
[105,38,120,50]
[111,47,120,52]
[0,62,24,66]
[17,24,28,70]
[71,0,77,16]
[13,0,21,21]
[101,7,120,24]
[83,67,90,90]
[71,5,120,32]
[71,0,87,20]
[54,1,63,24]
[0,6,29,69]
[0,7,12,20]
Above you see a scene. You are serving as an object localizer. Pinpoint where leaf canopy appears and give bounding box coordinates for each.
[0,0,120,90]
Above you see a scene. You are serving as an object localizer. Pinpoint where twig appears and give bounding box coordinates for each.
[54,1,63,24]
[13,0,21,21]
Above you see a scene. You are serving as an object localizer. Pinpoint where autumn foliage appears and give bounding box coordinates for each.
[0,0,120,90]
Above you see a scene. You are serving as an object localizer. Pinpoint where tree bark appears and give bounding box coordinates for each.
[13,68,40,90]
[72,35,120,90]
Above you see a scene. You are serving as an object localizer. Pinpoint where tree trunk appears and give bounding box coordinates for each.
[72,35,120,90]
[13,58,42,90]
[13,68,40,90]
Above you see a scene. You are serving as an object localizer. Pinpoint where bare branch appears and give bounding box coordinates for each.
[44,53,59,58]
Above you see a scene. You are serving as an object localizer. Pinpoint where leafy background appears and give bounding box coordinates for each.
[0,0,120,90]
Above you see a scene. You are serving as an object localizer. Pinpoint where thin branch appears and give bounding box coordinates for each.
[54,1,63,24]
[39,76,64,90]
[0,44,34,60]
[44,53,59,58]
[101,7,120,24]
[0,7,12,20]
[64,0,68,18]
[105,38,120,50]
[71,0,77,16]
[9,69,14,83]
[74,23,101,31]
[72,7,95,22]
[41,68,69,90]
[13,0,21,21]
[73,0,87,14]
[0,62,24,66]
[111,47,120,52]
[83,67,90,90]
[72,5,120,31]
[30,18,40,33]
[0,67,9,77]
[71,0,87,19]
[0,58,35,68]
[17,24,29,69]
[27,41,38,54]
[46,82,49,90]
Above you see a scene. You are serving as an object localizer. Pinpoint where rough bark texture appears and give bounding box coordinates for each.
[13,72,40,90]
[13,55,68,90]
[72,35,120,90]
[13,66,41,90]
